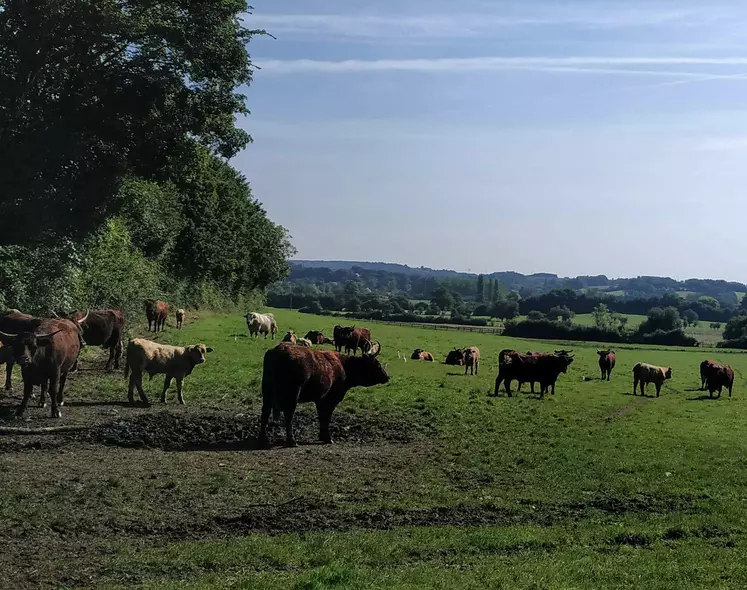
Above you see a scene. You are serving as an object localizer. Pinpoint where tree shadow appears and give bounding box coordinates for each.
[683,388,704,393]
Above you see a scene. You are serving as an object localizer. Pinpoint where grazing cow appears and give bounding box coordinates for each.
[632,363,672,397]
[144,299,169,332]
[283,331,297,344]
[445,348,466,366]
[597,349,616,381]
[464,346,480,375]
[59,309,125,371]
[700,360,719,391]
[296,338,313,348]
[124,338,213,405]
[259,341,388,447]
[411,349,434,361]
[0,317,86,417]
[706,364,734,398]
[245,312,278,339]
[176,309,185,330]
[304,331,332,345]
[495,351,574,398]
[345,327,372,355]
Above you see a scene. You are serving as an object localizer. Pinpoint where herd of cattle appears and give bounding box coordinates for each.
[0,305,738,445]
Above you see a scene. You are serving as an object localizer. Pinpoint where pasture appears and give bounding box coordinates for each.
[1,309,747,588]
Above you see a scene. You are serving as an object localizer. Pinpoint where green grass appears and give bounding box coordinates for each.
[3,308,747,588]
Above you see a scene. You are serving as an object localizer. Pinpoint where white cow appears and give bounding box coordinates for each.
[245,312,278,339]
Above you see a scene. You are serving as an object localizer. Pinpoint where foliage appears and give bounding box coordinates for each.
[638,307,683,334]
[527,310,545,321]
[0,0,261,246]
[591,303,613,330]
[723,316,747,341]
[682,309,699,327]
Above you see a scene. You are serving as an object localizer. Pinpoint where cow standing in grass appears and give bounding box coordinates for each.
[57,309,125,371]
[464,346,480,375]
[176,309,185,330]
[700,360,719,390]
[632,363,672,397]
[345,327,372,355]
[0,311,41,391]
[145,300,169,332]
[259,341,388,447]
[0,316,86,418]
[598,349,616,381]
[700,360,734,398]
[246,312,278,339]
[494,351,574,398]
[124,338,213,405]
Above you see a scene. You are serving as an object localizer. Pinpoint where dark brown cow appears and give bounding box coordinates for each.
[707,365,734,398]
[304,331,334,345]
[333,325,351,353]
[259,342,389,447]
[0,318,84,417]
[144,299,169,332]
[700,360,719,391]
[345,327,372,355]
[494,351,574,398]
[0,311,40,391]
[597,349,616,381]
[65,309,125,371]
[176,309,185,330]
[445,348,466,366]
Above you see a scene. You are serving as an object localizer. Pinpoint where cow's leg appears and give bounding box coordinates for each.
[493,376,502,396]
[105,344,115,371]
[633,378,638,396]
[175,378,185,405]
[729,384,733,397]
[38,380,47,408]
[283,395,299,447]
[114,339,122,370]
[48,372,61,418]
[4,361,12,392]
[316,400,336,444]
[57,373,68,406]
[640,381,646,396]
[259,400,272,448]
[160,376,173,403]
[464,364,468,375]
[655,382,661,398]
[16,379,34,418]
[475,361,479,376]
[505,378,513,396]
[131,371,149,405]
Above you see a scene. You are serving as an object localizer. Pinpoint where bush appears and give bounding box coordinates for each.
[631,329,698,347]
[502,319,627,343]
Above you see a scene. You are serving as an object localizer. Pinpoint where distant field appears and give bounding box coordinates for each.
[5,309,747,587]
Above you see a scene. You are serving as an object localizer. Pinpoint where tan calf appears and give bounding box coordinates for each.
[632,363,672,397]
[464,346,480,375]
[124,338,213,405]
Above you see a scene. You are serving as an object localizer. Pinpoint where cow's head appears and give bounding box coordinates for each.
[0,329,63,366]
[187,344,214,366]
[597,349,613,359]
[348,341,389,386]
[558,354,575,373]
[664,367,672,380]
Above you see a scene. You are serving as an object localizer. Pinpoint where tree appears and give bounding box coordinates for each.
[486,279,494,303]
[431,285,455,312]
[592,303,613,330]
[476,274,485,302]
[0,1,262,246]
[491,299,520,320]
[527,310,545,321]
[723,316,747,340]
[682,309,699,327]
[699,296,720,310]
[638,306,683,334]
[710,322,722,330]
[547,305,574,321]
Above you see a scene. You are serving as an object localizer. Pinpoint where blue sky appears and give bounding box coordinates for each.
[233,0,747,281]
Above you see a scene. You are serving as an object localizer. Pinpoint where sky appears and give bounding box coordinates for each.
[233,0,747,281]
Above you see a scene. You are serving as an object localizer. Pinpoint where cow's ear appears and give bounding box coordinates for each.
[206,347,214,353]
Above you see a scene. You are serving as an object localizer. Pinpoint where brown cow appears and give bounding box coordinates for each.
[411,349,434,361]
[124,338,213,405]
[0,318,85,418]
[283,331,297,344]
[597,349,616,381]
[345,327,372,355]
[333,325,351,353]
[0,311,40,391]
[632,363,672,397]
[61,309,125,371]
[176,309,185,330]
[700,360,719,391]
[445,348,466,366]
[706,364,734,398]
[259,342,389,447]
[464,346,480,375]
[304,331,334,345]
[144,299,169,332]
[495,351,574,398]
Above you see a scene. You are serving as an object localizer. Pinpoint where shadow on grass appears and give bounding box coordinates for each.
[687,395,720,401]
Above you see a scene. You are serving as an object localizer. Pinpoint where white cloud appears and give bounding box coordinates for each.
[257,56,747,75]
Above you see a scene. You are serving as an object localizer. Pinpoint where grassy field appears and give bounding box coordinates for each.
[2,309,747,588]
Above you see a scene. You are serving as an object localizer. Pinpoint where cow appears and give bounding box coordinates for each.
[511,350,572,393]
[0,317,86,417]
[304,331,333,345]
[259,341,388,447]
[144,299,169,332]
[245,312,278,339]
[296,338,313,348]
[632,363,672,397]
[706,364,734,398]
[176,309,185,330]
[445,348,466,366]
[494,351,574,398]
[411,349,434,361]
[333,325,352,352]
[597,349,616,381]
[700,360,719,391]
[345,327,372,355]
[124,338,213,405]
[54,309,125,371]
[464,346,480,375]
[283,331,297,344]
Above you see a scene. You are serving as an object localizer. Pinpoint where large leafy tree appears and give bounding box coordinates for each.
[0,0,259,245]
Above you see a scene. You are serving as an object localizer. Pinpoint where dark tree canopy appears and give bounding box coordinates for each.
[0,0,259,245]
